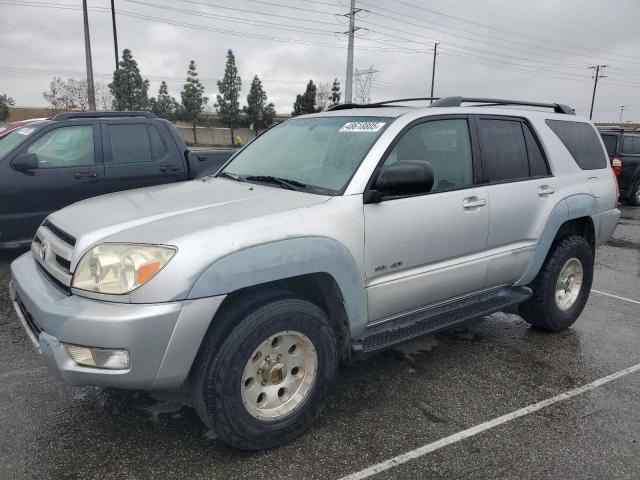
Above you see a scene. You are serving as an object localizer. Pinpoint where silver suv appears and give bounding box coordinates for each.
[9,97,620,450]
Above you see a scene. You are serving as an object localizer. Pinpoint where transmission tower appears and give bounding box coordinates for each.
[353,66,378,104]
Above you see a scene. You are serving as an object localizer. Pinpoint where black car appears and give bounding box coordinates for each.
[0,111,236,249]
[598,127,640,205]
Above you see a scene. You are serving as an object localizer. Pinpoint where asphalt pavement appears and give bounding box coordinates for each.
[0,206,639,480]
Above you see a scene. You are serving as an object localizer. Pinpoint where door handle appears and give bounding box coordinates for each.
[160,165,180,172]
[462,197,487,209]
[74,171,98,179]
[538,185,555,196]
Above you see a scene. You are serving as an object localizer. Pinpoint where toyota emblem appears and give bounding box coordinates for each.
[40,240,49,262]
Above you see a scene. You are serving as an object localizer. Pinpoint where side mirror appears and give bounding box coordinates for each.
[12,153,39,172]
[367,160,434,203]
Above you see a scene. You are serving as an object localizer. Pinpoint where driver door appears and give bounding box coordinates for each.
[0,123,104,245]
[364,116,489,323]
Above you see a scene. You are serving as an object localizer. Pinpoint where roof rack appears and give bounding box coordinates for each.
[52,111,156,121]
[326,98,438,111]
[431,96,575,115]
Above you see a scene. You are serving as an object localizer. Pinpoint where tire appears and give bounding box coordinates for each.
[190,293,338,451]
[627,181,640,206]
[519,235,594,332]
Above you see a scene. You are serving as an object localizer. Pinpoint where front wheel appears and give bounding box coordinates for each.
[190,294,338,450]
[519,235,594,332]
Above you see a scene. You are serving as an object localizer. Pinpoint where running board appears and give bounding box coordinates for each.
[354,286,532,356]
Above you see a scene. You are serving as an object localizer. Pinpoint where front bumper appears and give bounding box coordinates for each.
[10,252,225,390]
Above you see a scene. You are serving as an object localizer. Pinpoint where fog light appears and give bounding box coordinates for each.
[64,344,129,370]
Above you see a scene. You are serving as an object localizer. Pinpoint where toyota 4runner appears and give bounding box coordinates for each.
[9,97,620,450]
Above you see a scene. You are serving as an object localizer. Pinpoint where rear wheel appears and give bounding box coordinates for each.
[519,235,594,332]
[627,181,640,206]
[190,294,337,450]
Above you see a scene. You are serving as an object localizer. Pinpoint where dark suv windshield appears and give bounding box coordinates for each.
[220,116,391,194]
[0,125,40,159]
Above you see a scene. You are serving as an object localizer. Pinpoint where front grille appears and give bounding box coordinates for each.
[43,220,76,246]
[33,221,75,290]
[36,263,71,295]
[15,293,42,337]
[55,255,71,273]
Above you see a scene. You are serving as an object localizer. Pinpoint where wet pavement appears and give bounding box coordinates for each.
[1,206,639,479]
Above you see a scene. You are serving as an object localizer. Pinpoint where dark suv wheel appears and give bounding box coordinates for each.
[519,235,594,331]
[190,293,338,450]
[627,181,640,206]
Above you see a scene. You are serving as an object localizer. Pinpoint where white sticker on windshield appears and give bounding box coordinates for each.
[339,121,386,132]
[16,127,35,135]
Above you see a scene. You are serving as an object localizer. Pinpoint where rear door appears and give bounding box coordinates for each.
[0,122,104,245]
[102,120,186,194]
[473,115,555,287]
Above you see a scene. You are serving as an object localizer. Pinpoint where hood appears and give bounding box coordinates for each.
[48,178,329,258]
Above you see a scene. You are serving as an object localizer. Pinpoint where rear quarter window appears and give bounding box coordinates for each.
[600,134,618,156]
[545,120,607,170]
[622,135,640,154]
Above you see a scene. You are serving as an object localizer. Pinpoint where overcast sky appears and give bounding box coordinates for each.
[1,0,640,122]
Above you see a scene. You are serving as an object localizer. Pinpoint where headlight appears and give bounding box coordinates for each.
[72,244,176,294]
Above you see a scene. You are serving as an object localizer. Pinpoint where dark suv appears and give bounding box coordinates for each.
[598,127,640,205]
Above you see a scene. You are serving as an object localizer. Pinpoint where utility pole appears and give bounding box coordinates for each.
[619,105,627,124]
[82,0,96,110]
[429,43,439,104]
[343,0,362,104]
[588,64,608,120]
[111,0,119,71]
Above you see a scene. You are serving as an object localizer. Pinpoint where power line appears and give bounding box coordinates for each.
[365,0,640,65]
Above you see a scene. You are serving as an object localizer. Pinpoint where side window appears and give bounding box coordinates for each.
[149,124,168,159]
[27,126,94,168]
[523,124,549,177]
[478,119,529,182]
[601,134,618,156]
[382,119,473,192]
[622,135,640,154]
[545,120,607,169]
[109,124,152,163]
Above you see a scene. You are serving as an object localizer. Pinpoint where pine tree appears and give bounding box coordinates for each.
[0,93,14,121]
[215,50,242,146]
[330,78,341,106]
[243,75,276,137]
[292,80,317,116]
[109,49,149,111]
[150,81,178,120]
[180,61,208,145]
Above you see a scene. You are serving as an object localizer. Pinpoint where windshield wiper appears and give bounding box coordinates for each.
[216,171,243,182]
[244,175,308,191]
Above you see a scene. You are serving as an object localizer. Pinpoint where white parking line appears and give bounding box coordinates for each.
[591,289,640,305]
[338,362,640,480]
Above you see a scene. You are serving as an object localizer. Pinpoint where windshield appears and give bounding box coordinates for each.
[220,116,391,194]
[0,126,40,159]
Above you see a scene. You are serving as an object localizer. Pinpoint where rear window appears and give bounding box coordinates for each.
[545,120,607,170]
[622,135,640,155]
[600,134,618,156]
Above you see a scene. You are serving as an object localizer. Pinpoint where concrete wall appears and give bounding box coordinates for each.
[7,107,58,122]
[176,126,257,146]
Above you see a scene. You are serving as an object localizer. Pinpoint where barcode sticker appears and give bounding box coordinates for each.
[339,122,386,132]
[16,128,35,135]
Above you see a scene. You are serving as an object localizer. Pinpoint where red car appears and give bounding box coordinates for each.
[0,117,49,139]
